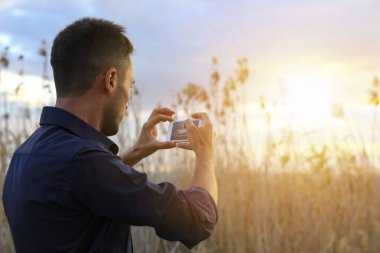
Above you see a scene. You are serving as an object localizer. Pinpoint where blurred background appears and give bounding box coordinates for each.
[1,0,380,252]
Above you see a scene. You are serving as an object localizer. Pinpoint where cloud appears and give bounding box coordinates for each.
[0,0,379,109]
[0,32,11,46]
[0,0,23,10]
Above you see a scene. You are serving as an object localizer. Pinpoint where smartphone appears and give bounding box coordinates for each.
[166,119,202,142]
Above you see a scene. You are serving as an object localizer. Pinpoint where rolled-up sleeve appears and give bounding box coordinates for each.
[68,147,218,248]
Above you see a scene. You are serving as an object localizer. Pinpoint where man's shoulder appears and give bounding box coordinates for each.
[15,125,109,160]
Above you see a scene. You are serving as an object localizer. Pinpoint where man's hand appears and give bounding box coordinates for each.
[177,112,218,205]
[122,107,177,166]
[176,112,215,156]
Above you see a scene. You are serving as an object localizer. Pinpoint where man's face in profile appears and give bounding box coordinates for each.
[103,56,135,136]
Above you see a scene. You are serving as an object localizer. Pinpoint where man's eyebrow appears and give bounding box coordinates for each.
[132,80,136,84]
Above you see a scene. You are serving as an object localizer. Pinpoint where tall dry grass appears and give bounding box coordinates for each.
[128,58,380,253]
[1,43,380,253]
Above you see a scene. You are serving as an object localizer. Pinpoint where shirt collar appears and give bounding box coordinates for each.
[39,106,119,154]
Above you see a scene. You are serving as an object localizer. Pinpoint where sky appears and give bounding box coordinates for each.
[1,0,380,164]
[0,0,379,108]
[0,0,380,131]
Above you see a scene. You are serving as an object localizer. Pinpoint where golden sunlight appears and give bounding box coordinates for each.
[283,72,335,122]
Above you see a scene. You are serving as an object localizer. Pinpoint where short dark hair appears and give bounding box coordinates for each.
[50,18,134,98]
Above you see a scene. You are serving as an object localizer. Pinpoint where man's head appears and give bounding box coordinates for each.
[51,18,135,135]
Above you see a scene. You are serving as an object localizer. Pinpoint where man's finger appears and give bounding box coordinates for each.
[191,112,211,127]
[190,112,208,119]
[151,126,157,137]
[145,115,174,129]
[149,107,175,118]
[184,119,196,131]
[156,141,177,150]
[176,142,192,150]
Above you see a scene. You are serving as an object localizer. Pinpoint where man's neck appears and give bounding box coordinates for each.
[55,97,104,132]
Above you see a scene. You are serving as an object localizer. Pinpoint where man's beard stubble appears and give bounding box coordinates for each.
[102,97,122,136]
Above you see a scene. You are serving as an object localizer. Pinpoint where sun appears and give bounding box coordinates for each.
[282,72,335,122]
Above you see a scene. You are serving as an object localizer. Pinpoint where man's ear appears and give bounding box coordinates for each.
[104,67,118,94]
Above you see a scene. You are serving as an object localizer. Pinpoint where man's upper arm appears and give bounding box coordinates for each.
[68,148,218,248]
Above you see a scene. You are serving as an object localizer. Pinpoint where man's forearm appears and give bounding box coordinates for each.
[191,154,218,205]
[121,145,144,167]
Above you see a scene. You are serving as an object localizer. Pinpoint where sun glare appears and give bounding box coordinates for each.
[283,72,335,122]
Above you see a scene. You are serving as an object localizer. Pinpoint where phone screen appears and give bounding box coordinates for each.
[167,119,201,142]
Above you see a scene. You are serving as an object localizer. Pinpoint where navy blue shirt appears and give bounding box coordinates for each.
[2,106,218,253]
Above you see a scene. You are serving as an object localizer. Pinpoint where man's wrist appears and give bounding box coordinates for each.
[122,145,143,166]
[195,152,215,170]
[195,149,214,163]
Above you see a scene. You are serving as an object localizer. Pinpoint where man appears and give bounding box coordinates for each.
[2,18,218,252]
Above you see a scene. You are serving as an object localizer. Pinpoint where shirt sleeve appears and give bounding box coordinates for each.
[68,147,218,248]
